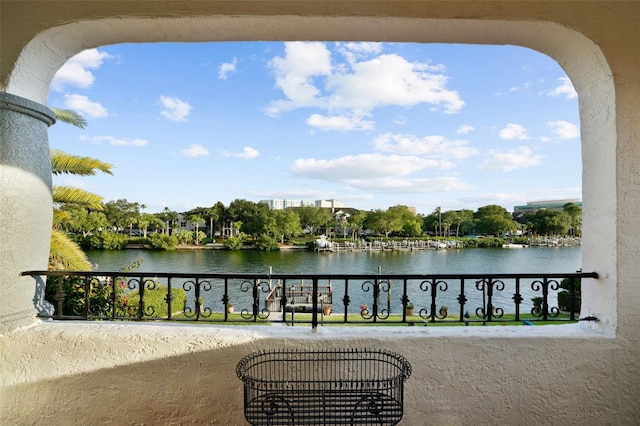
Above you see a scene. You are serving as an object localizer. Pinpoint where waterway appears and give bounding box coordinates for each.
[85,247,582,315]
[87,246,581,275]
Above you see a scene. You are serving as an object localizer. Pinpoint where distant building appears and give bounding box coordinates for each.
[260,199,314,210]
[513,199,582,214]
[315,199,344,211]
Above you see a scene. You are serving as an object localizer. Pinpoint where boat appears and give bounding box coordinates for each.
[502,243,528,248]
[314,235,333,251]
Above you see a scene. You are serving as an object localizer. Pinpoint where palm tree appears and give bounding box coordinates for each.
[49,109,113,270]
[189,214,204,244]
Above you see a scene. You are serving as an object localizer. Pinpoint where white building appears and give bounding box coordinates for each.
[315,199,344,210]
[260,199,314,210]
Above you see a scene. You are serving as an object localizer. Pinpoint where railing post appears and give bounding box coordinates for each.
[542,278,549,321]
[311,277,319,329]
[84,275,90,319]
[253,278,259,322]
[514,277,522,321]
[458,278,467,322]
[138,276,145,320]
[54,276,65,320]
[167,277,173,320]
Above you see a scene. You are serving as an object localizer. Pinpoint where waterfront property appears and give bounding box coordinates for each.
[1,2,638,425]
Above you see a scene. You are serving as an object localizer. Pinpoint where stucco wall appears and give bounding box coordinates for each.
[1,1,639,424]
[0,322,629,425]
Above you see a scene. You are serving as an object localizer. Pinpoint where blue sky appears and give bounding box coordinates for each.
[48,42,581,215]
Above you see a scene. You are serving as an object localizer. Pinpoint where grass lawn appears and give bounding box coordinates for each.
[285,312,577,326]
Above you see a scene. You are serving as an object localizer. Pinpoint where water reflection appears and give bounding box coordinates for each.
[87,247,581,316]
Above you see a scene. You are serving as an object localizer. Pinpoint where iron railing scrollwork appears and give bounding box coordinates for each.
[23,270,599,328]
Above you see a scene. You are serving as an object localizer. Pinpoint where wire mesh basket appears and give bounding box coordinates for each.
[236,348,412,425]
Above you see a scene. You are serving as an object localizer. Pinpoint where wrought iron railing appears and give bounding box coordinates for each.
[22,270,598,328]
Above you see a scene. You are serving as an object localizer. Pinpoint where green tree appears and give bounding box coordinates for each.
[473,204,517,235]
[272,209,302,243]
[529,209,571,235]
[363,209,388,236]
[563,202,582,236]
[449,209,474,237]
[139,213,164,237]
[201,207,219,239]
[49,110,113,270]
[147,233,178,250]
[188,214,205,244]
[103,199,142,234]
[294,206,333,235]
[422,210,440,236]
[61,205,109,236]
[175,230,194,245]
[348,210,368,240]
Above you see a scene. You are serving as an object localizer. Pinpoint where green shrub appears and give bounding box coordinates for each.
[175,230,194,245]
[223,234,245,250]
[123,283,187,318]
[147,233,178,250]
[558,271,581,312]
[254,234,280,251]
[45,275,123,317]
[85,231,128,250]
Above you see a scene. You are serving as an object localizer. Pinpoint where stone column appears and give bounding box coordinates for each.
[0,92,55,333]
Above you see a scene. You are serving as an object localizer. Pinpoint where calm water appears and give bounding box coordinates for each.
[87,246,581,275]
[86,247,582,314]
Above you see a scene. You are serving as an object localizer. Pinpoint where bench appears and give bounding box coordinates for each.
[236,348,412,425]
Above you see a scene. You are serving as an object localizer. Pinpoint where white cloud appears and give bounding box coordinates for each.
[372,133,478,165]
[326,54,464,113]
[393,116,407,125]
[346,176,471,193]
[218,58,238,80]
[290,152,470,194]
[159,96,193,122]
[86,135,148,147]
[266,42,464,120]
[548,76,578,100]
[181,144,210,157]
[290,153,438,182]
[62,94,108,119]
[266,42,332,115]
[457,125,475,135]
[51,48,112,91]
[335,42,383,65]
[307,113,374,131]
[548,120,580,139]
[221,146,260,159]
[477,146,543,172]
[458,192,524,208]
[508,80,533,93]
[499,123,529,140]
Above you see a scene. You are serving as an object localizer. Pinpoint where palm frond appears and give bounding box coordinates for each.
[53,185,105,210]
[49,229,93,271]
[51,149,113,176]
[52,208,73,229]
[51,107,87,129]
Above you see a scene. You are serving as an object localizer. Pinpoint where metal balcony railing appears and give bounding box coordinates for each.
[22,270,598,328]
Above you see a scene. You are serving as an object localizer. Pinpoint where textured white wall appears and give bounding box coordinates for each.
[1,1,638,424]
[0,93,55,332]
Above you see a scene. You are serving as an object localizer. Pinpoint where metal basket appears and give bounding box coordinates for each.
[236,348,412,425]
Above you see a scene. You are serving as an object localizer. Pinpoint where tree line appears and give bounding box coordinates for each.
[60,197,582,251]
